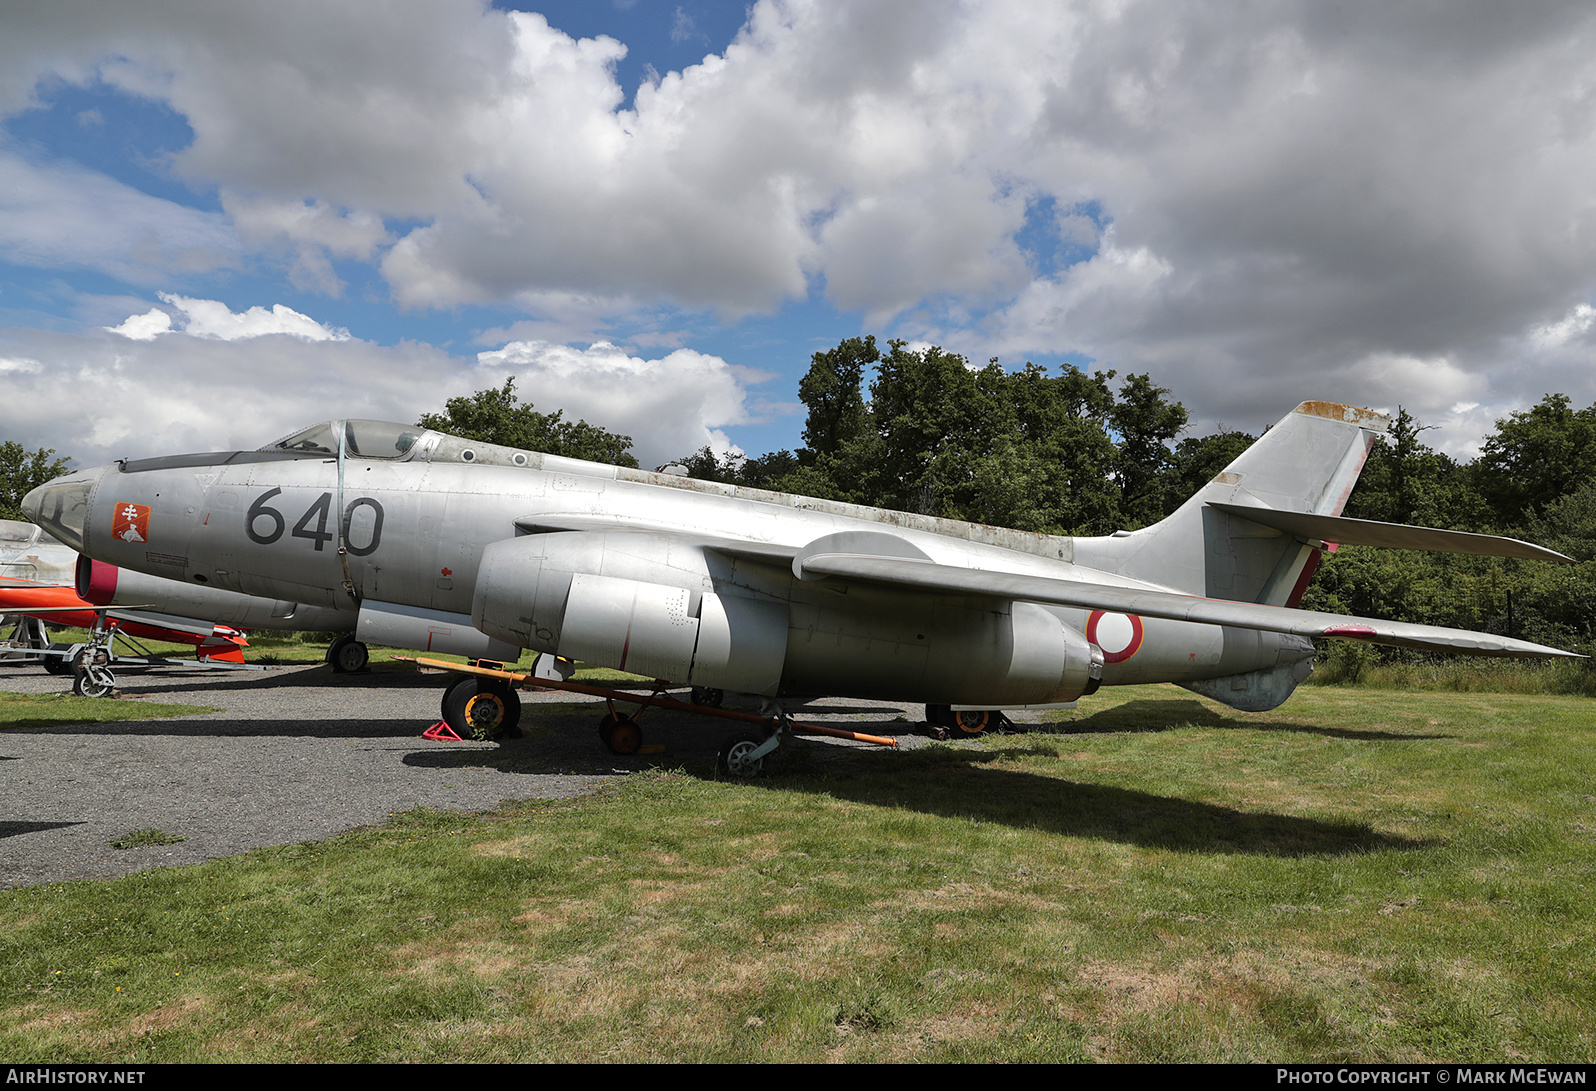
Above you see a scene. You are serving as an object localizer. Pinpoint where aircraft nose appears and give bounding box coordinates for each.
[22,464,110,553]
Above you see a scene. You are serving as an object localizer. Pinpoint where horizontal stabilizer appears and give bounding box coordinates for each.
[794,552,1579,659]
[1208,502,1571,562]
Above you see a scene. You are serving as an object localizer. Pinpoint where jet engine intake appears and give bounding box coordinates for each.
[473,532,790,693]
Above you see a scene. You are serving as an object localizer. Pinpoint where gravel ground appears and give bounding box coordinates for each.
[0,657,983,890]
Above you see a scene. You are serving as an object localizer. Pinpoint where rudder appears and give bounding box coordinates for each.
[1076,401,1389,603]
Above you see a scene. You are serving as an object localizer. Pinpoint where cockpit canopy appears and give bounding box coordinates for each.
[261,418,595,472]
[268,420,422,460]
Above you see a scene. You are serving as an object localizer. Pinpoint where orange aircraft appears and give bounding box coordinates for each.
[0,579,250,664]
[1,519,247,675]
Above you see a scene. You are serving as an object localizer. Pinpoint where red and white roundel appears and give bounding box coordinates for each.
[1086,610,1144,663]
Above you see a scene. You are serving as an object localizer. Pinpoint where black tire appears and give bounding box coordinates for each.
[925,703,953,728]
[72,665,116,698]
[717,731,766,778]
[42,643,73,676]
[597,711,642,755]
[440,674,473,714]
[442,678,521,739]
[690,687,725,709]
[327,634,369,673]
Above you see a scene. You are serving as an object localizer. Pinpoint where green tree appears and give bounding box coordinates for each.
[1109,373,1186,526]
[798,336,878,459]
[418,378,638,468]
[0,441,71,522]
[786,336,888,504]
[1473,394,1596,526]
[1002,361,1121,533]
[1169,429,1255,504]
[1345,407,1484,528]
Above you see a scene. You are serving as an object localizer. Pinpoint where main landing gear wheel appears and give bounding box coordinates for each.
[689,687,725,709]
[597,711,643,755]
[327,633,369,673]
[72,664,116,698]
[718,731,767,778]
[441,677,522,740]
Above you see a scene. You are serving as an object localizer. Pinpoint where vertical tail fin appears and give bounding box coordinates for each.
[1077,401,1389,602]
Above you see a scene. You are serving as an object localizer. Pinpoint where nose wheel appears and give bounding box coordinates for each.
[717,731,768,777]
[72,663,117,698]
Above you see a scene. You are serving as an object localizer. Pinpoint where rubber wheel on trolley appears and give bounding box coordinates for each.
[952,709,994,736]
[597,711,643,755]
[717,731,766,778]
[42,643,73,676]
[72,664,116,698]
[442,678,522,739]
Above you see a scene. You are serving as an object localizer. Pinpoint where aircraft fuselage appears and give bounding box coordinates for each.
[26,446,1309,706]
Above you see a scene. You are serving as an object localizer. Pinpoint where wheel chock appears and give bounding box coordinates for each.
[422,721,463,741]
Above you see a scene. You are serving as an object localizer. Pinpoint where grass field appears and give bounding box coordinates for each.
[1,682,1592,1063]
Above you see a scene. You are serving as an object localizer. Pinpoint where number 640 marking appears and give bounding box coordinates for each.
[246,490,384,556]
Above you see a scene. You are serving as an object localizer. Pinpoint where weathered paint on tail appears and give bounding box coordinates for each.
[1076,401,1389,603]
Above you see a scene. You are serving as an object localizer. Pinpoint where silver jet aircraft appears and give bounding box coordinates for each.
[21,402,1576,763]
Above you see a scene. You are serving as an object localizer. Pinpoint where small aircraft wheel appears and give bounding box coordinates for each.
[925,703,953,729]
[953,709,993,735]
[597,712,642,755]
[327,634,369,673]
[42,644,73,676]
[718,731,766,778]
[690,687,725,709]
[442,679,521,739]
[72,664,116,699]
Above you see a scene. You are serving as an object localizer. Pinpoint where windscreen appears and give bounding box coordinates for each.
[271,422,340,456]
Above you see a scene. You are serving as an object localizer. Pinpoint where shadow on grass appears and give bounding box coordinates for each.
[1066,699,1450,742]
[751,747,1426,857]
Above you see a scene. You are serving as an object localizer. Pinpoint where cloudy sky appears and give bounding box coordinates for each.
[3,0,1596,471]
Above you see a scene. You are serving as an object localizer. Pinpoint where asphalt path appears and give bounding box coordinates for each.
[0,657,959,889]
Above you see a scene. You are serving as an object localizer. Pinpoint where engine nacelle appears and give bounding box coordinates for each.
[473,532,789,694]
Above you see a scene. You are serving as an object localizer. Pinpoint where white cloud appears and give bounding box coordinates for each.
[105,307,171,340]
[155,293,350,341]
[105,295,350,342]
[0,321,756,470]
[474,339,752,465]
[1531,303,1596,350]
[0,150,238,283]
[222,193,390,296]
[6,1,1596,450]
